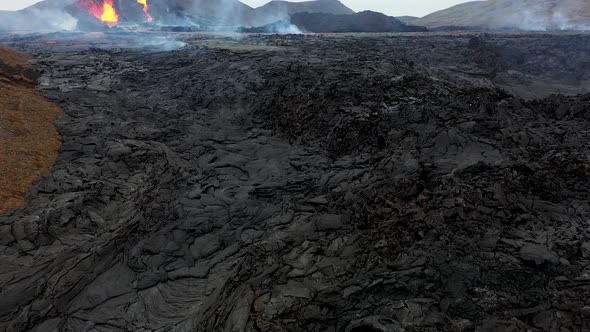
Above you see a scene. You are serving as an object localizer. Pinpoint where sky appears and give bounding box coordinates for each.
[0,0,40,11]
[0,0,473,17]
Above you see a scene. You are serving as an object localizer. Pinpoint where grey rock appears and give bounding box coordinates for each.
[274,280,312,299]
[520,244,560,265]
[316,214,344,231]
[307,195,329,205]
[190,234,221,259]
[345,316,401,332]
[167,263,210,280]
[0,225,14,245]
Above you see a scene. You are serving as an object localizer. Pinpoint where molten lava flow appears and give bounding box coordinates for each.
[80,0,119,25]
[136,0,153,23]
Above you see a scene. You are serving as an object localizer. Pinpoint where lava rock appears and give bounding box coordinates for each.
[520,244,560,265]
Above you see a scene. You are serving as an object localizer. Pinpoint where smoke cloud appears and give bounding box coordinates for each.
[0,7,77,32]
[481,0,590,31]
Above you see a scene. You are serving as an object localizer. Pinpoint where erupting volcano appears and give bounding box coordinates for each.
[78,0,153,26]
[80,0,119,25]
[137,0,153,23]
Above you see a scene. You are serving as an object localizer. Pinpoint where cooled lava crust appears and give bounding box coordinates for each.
[0,32,589,332]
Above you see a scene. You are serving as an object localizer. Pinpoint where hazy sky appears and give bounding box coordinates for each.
[1,0,473,17]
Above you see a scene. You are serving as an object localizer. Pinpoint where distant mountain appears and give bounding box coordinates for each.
[257,0,353,16]
[413,0,590,30]
[151,0,256,26]
[252,0,354,26]
[290,11,427,33]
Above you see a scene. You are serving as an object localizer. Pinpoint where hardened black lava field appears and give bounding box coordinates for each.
[0,32,589,331]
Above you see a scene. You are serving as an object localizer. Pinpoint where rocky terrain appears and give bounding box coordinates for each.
[0,31,589,332]
[255,0,354,17]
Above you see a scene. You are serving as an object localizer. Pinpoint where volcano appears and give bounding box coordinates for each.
[253,0,355,25]
[0,0,356,31]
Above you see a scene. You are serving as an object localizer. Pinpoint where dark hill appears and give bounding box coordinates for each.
[290,11,428,33]
[396,15,419,24]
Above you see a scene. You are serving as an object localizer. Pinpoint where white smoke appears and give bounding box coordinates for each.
[489,0,590,31]
[0,8,77,32]
[279,23,303,34]
[551,10,590,31]
[132,36,187,50]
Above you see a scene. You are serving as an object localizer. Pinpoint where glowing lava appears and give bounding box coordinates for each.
[136,0,153,23]
[100,0,119,24]
[81,0,119,25]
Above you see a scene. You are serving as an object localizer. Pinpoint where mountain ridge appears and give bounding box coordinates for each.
[412,0,590,30]
[257,0,354,16]
[253,0,354,26]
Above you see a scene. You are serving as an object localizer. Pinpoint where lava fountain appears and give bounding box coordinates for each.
[136,0,153,22]
[101,0,119,24]
[80,0,119,25]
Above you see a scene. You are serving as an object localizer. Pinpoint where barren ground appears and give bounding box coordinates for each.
[0,32,589,332]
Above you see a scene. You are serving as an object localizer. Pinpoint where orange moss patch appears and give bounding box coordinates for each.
[0,46,63,214]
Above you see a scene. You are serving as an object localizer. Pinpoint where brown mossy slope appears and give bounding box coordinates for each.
[0,46,62,214]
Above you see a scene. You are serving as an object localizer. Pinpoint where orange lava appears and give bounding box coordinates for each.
[136,0,153,23]
[81,0,119,25]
